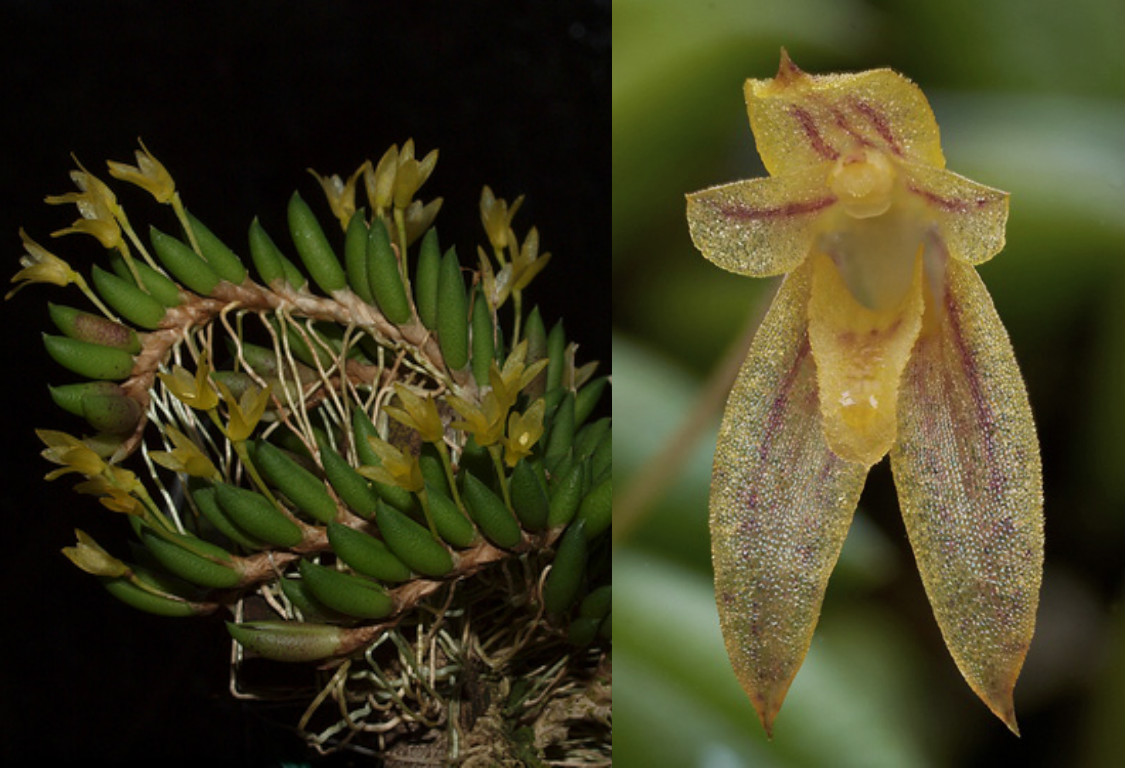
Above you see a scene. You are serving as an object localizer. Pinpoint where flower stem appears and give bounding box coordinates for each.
[487,444,513,511]
[435,441,468,515]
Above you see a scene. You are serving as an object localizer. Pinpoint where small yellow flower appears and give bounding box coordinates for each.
[107,139,176,204]
[687,50,1042,736]
[73,469,145,516]
[157,359,220,411]
[37,429,107,480]
[62,529,130,577]
[477,245,513,310]
[510,226,552,293]
[365,140,438,214]
[448,390,508,447]
[490,339,549,411]
[356,436,424,492]
[503,398,545,467]
[383,384,444,444]
[215,379,272,442]
[5,229,87,300]
[309,161,369,229]
[400,197,443,246]
[44,157,124,250]
[479,186,523,255]
[150,426,220,480]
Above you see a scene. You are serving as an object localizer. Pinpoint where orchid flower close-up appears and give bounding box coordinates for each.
[686,50,1043,737]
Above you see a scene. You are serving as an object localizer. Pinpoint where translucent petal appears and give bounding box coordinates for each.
[807,250,924,466]
[890,258,1043,734]
[901,161,1009,265]
[686,165,836,277]
[746,51,945,177]
[710,262,869,736]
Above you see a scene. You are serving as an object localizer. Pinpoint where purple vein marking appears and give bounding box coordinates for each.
[718,196,835,222]
[830,105,875,150]
[908,183,992,213]
[759,336,809,461]
[789,105,839,160]
[944,282,1007,500]
[852,99,903,156]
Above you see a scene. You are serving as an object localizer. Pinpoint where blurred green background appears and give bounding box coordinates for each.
[612,0,1125,766]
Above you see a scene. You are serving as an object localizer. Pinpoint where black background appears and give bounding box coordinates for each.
[0,1,609,764]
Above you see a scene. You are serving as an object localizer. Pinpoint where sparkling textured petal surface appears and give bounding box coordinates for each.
[890,258,1043,734]
[746,53,945,177]
[686,166,836,277]
[710,262,869,735]
[902,161,1009,265]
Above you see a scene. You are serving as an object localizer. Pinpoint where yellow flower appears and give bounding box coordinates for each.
[356,436,424,492]
[364,140,438,214]
[5,229,87,300]
[503,398,545,467]
[489,339,549,411]
[400,197,443,246]
[44,157,124,250]
[686,50,1042,737]
[150,426,220,480]
[509,226,551,293]
[215,379,272,442]
[479,186,523,254]
[476,245,512,310]
[308,161,369,229]
[157,359,220,411]
[383,384,444,444]
[37,429,107,480]
[62,529,130,577]
[107,139,176,204]
[73,468,145,516]
[447,390,508,447]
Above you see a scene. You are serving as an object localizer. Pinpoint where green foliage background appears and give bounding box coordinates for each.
[612,0,1125,765]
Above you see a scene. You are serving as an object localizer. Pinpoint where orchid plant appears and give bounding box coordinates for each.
[10,139,611,763]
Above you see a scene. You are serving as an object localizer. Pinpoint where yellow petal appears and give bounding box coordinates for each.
[63,529,130,577]
[392,158,420,208]
[416,148,438,188]
[685,165,836,277]
[232,385,271,442]
[808,248,924,466]
[710,262,868,736]
[901,161,1009,265]
[513,250,550,292]
[368,145,398,212]
[746,49,945,177]
[400,198,443,247]
[106,139,175,203]
[890,258,1042,735]
[387,384,444,443]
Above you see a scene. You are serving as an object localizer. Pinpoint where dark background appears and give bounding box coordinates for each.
[0,1,608,765]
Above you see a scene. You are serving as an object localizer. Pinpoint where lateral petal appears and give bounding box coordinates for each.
[902,161,1009,265]
[808,249,925,466]
[710,261,869,736]
[890,258,1043,734]
[686,166,836,277]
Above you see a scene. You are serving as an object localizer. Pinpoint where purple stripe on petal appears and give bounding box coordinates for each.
[718,196,836,222]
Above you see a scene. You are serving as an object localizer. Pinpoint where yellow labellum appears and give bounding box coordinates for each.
[808,249,924,466]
